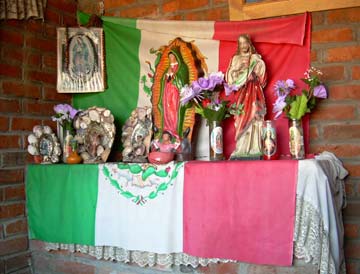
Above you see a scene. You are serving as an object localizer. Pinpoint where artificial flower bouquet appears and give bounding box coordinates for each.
[51,103,79,134]
[273,67,327,120]
[180,71,242,123]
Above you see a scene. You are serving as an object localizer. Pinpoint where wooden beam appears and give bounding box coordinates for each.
[229,0,360,21]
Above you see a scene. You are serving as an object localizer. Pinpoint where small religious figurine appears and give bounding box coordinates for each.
[151,131,180,153]
[226,34,267,159]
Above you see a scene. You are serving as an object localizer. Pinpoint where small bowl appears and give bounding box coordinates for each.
[148,151,175,165]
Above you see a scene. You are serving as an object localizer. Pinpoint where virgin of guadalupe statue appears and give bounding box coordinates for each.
[226,34,267,159]
[151,37,207,143]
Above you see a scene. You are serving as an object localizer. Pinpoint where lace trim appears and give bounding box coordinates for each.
[43,197,344,273]
[294,197,345,274]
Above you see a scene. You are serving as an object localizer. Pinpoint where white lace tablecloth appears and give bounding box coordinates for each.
[44,152,347,274]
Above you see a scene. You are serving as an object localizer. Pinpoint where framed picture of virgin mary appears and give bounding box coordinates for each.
[57,27,105,93]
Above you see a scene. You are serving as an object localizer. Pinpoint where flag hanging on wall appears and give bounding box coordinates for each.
[73,12,311,159]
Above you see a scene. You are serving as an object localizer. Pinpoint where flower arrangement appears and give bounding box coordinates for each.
[180,72,241,123]
[273,67,327,120]
[52,104,78,133]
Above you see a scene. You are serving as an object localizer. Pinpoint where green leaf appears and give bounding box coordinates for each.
[102,166,110,177]
[155,170,168,178]
[157,183,168,191]
[128,164,143,174]
[142,166,156,180]
[121,191,135,199]
[171,170,178,179]
[148,191,157,199]
[289,94,308,120]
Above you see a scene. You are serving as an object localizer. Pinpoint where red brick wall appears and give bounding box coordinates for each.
[0,0,76,273]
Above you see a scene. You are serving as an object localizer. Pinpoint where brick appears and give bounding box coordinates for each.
[310,144,360,158]
[185,7,229,21]
[23,100,56,116]
[352,65,360,80]
[25,36,56,53]
[25,52,42,69]
[309,125,319,140]
[0,169,24,184]
[54,260,96,274]
[0,29,23,46]
[5,252,31,273]
[4,185,25,201]
[0,98,20,113]
[5,219,28,236]
[326,45,360,62]
[0,20,25,30]
[26,70,56,85]
[32,254,53,273]
[312,27,353,43]
[310,50,317,62]
[0,62,22,78]
[163,0,209,13]
[0,237,28,256]
[11,117,41,131]
[121,4,158,18]
[344,181,355,197]
[0,259,4,274]
[63,13,78,26]
[0,135,21,149]
[329,85,360,100]
[2,152,27,167]
[2,46,24,63]
[345,163,360,177]
[311,104,355,120]
[43,54,57,70]
[345,240,360,259]
[47,0,77,14]
[0,203,25,219]
[0,116,9,131]
[3,81,41,99]
[318,65,345,81]
[327,7,360,24]
[29,240,46,252]
[323,124,360,141]
[311,11,325,26]
[346,261,360,274]
[44,24,57,38]
[344,223,360,239]
[25,19,44,33]
[44,8,61,24]
[105,0,136,9]
[43,86,72,101]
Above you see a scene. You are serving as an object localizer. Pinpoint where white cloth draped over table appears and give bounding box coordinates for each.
[44,152,347,274]
[0,0,46,20]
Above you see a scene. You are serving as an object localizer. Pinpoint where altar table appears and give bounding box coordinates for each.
[26,152,347,274]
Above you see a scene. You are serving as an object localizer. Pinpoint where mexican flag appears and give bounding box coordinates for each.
[73,12,311,158]
[27,162,185,253]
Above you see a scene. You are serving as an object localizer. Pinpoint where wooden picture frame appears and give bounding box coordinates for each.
[229,0,360,21]
[57,27,105,93]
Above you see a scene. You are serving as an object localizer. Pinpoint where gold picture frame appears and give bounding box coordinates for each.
[57,27,105,93]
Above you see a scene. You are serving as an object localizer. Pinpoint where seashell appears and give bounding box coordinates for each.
[80,152,91,161]
[51,155,59,163]
[103,109,110,117]
[28,145,39,155]
[81,116,91,125]
[96,145,104,156]
[43,126,52,134]
[28,134,38,144]
[123,140,131,147]
[33,125,43,138]
[53,146,61,156]
[122,147,132,157]
[74,118,80,129]
[89,110,100,122]
[80,122,88,129]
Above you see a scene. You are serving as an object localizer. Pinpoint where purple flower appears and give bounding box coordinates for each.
[313,85,327,98]
[224,82,238,96]
[274,79,295,97]
[180,85,204,105]
[208,71,224,87]
[53,104,78,119]
[192,72,224,92]
[273,96,287,119]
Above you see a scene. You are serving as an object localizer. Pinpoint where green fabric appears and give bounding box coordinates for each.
[73,12,141,150]
[26,164,98,245]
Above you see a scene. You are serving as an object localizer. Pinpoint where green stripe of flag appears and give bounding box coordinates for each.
[73,12,141,150]
[26,164,98,245]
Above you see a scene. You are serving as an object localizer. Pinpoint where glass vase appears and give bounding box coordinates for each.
[62,129,74,163]
[209,120,223,161]
[288,119,305,160]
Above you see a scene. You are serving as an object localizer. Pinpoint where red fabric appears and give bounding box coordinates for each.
[214,13,311,159]
[183,160,298,266]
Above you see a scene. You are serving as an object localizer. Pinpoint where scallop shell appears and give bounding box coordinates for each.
[80,122,88,129]
[89,110,100,122]
[28,134,38,144]
[74,118,80,129]
[28,145,39,155]
[43,126,52,134]
[96,145,104,156]
[33,125,43,138]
